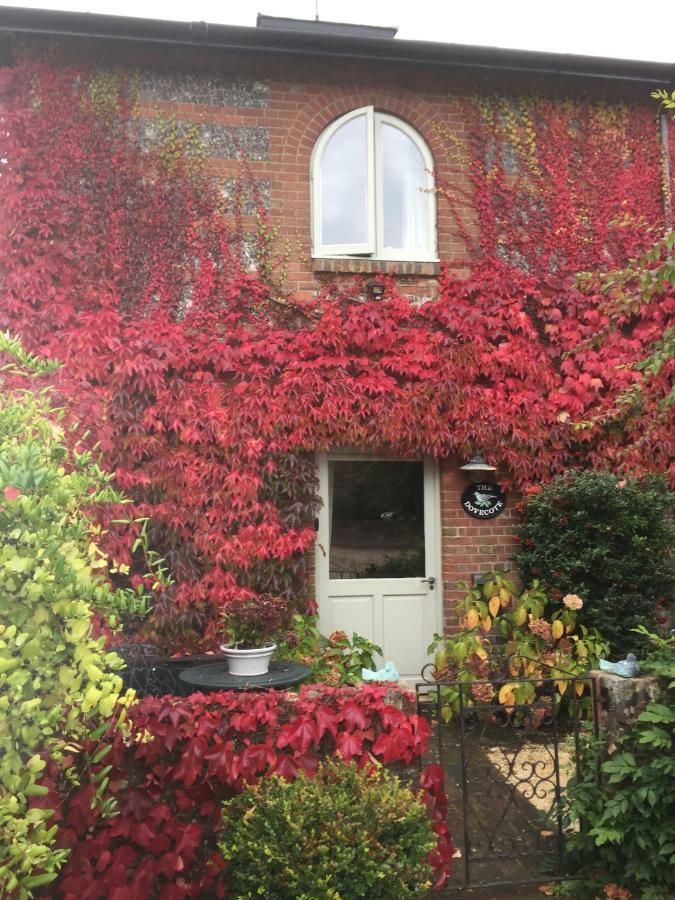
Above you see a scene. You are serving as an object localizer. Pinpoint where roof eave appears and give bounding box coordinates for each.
[0,6,673,86]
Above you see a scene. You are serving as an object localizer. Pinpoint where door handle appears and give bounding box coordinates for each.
[421,576,436,590]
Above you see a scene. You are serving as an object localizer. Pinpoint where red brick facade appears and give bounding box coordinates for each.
[133,50,555,626]
[3,25,661,633]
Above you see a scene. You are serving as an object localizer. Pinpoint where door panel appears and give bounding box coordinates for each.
[317,453,441,680]
[382,589,428,679]
[326,593,376,638]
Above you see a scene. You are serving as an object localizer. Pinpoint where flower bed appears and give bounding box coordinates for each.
[50,684,452,896]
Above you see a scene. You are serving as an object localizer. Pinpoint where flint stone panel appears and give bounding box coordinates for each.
[139,71,269,108]
[219,178,271,214]
[139,119,269,160]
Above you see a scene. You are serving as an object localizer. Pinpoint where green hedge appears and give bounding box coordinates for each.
[561,630,675,899]
[218,759,436,899]
[516,472,674,656]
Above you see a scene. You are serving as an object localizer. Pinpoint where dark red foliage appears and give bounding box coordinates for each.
[52,685,453,897]
[221,592,290,648]
[0,61,672,651]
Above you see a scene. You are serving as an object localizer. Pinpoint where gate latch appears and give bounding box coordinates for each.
[421,576,436,590]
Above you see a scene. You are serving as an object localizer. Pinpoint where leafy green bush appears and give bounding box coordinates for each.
[428,574,606,722]
[0,339,138,897]
[277,613,381,685]
[515,472,674,656]
[561,630,675,899]
[218,759,436,899]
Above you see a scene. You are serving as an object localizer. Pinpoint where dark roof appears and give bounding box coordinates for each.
[0,6,673,86]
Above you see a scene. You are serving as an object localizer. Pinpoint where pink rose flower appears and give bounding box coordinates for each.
[562,593,583,610]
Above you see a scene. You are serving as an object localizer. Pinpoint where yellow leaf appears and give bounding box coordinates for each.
[499,588,511,607]
[555,680,568,695]
[575,681,585,697]
[551,620,564,640]
[466,609,479,629]
[481,616,492,633]
[514,606,527,627]
[498,684,515,708]
[488,596,500,618]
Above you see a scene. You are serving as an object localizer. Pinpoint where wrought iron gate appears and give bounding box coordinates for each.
[416,657,597,892]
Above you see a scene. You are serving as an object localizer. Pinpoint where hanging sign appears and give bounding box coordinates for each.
[461,482,506,519]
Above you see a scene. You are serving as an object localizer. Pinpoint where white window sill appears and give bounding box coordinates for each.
[312,257,440,275]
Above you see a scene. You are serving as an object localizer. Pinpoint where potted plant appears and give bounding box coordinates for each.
[220,593,289,676]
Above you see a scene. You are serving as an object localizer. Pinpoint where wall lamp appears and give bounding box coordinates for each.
[459,454,497,474]
[365,279,385,299]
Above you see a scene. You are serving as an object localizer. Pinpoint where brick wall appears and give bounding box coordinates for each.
[122,46,654,306]
[14,36,653,633]
[124,47,483,300]
[439,460,520,631]
[126,49,536,629]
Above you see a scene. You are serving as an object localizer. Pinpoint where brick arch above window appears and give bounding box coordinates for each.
[279,88,446,172]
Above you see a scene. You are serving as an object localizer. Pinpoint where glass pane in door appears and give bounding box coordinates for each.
[329,460,425,579]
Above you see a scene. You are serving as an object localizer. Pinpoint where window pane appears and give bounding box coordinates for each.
[320,114,368,246]
[329,460,425,579]
[381,122,430,251]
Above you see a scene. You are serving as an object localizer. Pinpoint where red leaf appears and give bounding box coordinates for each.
[335,730,364,761]
[339,702,369,732]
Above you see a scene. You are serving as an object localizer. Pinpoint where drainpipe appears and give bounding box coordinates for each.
[660,109,673,228]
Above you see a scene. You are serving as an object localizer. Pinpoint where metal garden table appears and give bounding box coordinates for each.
[178,659,311,693]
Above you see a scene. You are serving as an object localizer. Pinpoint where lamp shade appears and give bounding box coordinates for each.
[459,454,497,473]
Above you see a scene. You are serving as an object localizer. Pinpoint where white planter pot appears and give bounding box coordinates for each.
[220,643,276,676]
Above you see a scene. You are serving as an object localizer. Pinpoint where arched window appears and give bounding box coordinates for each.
[311,107,436,261]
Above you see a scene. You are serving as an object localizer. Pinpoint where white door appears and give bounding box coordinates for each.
[316,453,441,680]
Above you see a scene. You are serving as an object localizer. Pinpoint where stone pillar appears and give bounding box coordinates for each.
[591,670,662,736]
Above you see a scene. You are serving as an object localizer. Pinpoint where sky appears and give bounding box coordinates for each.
[1,0,674,64]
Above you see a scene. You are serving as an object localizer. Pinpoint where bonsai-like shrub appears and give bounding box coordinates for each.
[218,759,436,899]
[561,629,675,899]
[220,593,290,648]
[515,472,674,656]
[428,575,607,722]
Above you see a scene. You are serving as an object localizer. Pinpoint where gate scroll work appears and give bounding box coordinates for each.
[416,655,597,892]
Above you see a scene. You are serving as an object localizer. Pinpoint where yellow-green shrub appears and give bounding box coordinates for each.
[218,759,436,899]
[0,345,134,896]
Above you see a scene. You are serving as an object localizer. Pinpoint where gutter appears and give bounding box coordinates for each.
[0,7,673,87]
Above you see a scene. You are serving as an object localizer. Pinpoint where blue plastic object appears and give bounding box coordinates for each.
[599,653,640,678]
[361,661,399,682]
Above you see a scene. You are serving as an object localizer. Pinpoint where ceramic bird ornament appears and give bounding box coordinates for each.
[362,661,400,682]
[599,653,640,678]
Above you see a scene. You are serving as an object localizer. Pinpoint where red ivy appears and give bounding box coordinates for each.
[0,62,672,646]
[49,685,452,897]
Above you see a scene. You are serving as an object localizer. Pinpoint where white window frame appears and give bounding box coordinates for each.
[311,106,437,262]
